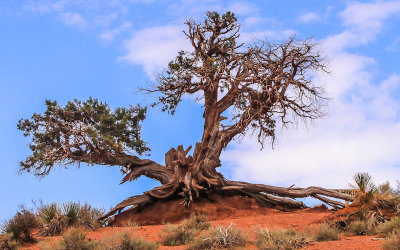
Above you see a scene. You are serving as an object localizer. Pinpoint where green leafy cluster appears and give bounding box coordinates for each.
[18,98,149,176]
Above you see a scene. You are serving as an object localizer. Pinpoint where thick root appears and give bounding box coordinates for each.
[99,145,354,223]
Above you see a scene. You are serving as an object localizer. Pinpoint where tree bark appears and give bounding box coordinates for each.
[99,145,354,223]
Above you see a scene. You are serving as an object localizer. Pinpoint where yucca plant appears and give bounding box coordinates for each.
[351,173,400,214]
[37,202,103,236]
[62,202,81,226]
[350,173,380,212]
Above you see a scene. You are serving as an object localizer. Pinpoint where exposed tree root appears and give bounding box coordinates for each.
[98,147,354,223]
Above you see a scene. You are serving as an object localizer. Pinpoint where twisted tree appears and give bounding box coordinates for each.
[19,12,353,222]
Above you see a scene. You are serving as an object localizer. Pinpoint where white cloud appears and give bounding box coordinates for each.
[60,12,86,28]
[99,21,132,42]
[323,1,400,52]
[299,12,319,23]
[119,25,190,76]
[222,69,400,188]
[339,1,400,31]
[221,1,400,190]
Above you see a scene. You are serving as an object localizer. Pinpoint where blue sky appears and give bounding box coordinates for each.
[1,0,400,220]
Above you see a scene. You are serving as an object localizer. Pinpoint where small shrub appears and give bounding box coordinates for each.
[99,232,159,250]
[189,223,247,249]
[183,213,211,231]
[378,217,400,236]
[382,229,400,250]
[116,233,159,250]
[1,209,38,244]
[255,228,310,250]
[76,203,103,230]
[60,226,98,250]
[160,224,195,246]
[346,220,369,235]
[314,223,340,242]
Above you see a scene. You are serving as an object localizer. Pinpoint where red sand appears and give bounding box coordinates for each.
[20,195,385,249]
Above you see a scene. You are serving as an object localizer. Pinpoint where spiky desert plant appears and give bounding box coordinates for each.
[62,202,81,226]
[351,172,377,209]
[38,203,68,236]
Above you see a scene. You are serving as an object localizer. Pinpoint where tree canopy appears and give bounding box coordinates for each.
[18,98,148,176]
[150,11,328,147]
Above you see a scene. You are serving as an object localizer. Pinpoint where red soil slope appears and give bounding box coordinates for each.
[20,194,385,250]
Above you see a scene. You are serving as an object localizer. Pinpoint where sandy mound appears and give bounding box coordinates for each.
[111,193,290,226]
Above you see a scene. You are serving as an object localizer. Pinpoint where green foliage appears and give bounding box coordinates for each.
[18,98,148,176]
[1,209,38,244]
[255,228,310,250]
[378,217,400,236]
[189,224,247,250]
[160,224,195,246]
[37,202,103,236]
[313,224,340,242]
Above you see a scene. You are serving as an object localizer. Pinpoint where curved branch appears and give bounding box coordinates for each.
[224,181,354,202]
[98,193,154,222]
[121,157,174,185]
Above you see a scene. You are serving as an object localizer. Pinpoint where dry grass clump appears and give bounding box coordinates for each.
[60,226,98,250]
[382,229,400,250]
[189,223,247,250]
[1,209,38,246]
[160,223,195,246]
[346,220,369,235]
[255,228,310,249]
[100,232,159,250]
[345,217,377,236]
[160,213,210,246]
[378,217,400,236]
[313,223,340,242]
[183,213,211,231]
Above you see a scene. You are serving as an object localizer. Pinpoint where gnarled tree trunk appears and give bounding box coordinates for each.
[99,143,354,222]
